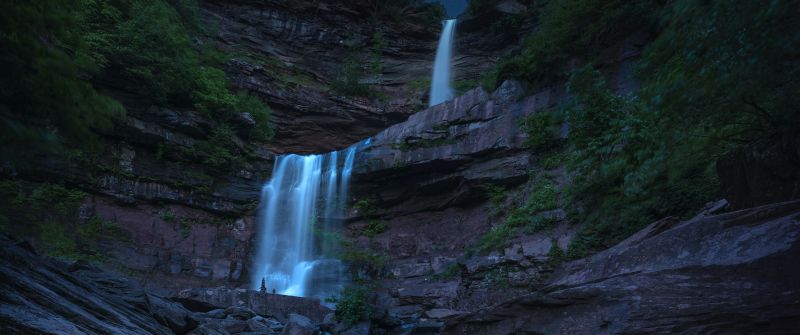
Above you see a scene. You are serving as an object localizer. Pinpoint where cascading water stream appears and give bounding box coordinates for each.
[429,19,457,107]
[251,139,370,299]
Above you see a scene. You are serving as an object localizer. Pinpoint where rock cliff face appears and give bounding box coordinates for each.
[0,0,527,293]
[203,0,523,153]
[346,31,645,329]
[6,90,270,291]
[445,200,800,334]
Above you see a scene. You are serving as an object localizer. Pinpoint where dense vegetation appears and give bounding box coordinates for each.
[0,181,127,259]
[0,0,273,167]
[477,0,800,257]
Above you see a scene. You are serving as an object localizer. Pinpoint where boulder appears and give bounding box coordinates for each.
[280,313,315,335]
[147,293,197,334]
[187,323,231,335]
[225,306,257,320]
[247,315,283,333]
[335,321,370,335]
[413,319,444,334]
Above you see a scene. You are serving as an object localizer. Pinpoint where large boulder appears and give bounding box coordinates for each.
[445,200,800,334]
[280,313,315,335]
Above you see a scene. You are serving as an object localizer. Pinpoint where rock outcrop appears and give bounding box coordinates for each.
[0,234,305,335]
[444,200,800,334]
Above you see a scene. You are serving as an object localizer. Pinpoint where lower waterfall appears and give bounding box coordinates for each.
[250,139,370,299]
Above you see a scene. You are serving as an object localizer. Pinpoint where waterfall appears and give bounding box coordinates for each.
[429,19,457,107]
[250,139,371,299]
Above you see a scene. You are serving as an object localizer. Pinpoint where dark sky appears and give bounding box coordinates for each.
[431,0,468,18]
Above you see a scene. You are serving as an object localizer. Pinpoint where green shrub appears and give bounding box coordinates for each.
[482,184,507,217]
[330,286,371,326]
[197,125,245,171]
[40,221,79,258]
[339,242,388,279]
[546,239,565,267]
[363,220,387,237]
[233,92,274,142]
[519,112,562,153]
[331,58,371,97]
[161,209,177,223]
[408,77,431,93]
[474,177,558,254]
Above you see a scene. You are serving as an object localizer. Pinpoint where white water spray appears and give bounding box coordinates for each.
[429,19,457,107]
[250,139,371,299]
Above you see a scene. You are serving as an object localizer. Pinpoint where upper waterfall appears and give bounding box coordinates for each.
[429,19,457,107]
[250,139,371,299]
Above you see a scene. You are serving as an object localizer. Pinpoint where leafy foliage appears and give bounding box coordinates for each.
[431,262,462,280]
[0,0,125,162]
[330,286,371,326]
[339,243,388,279]
[331,58,372,97]
[353,198,387,237]
[479,0,800,260]
[562,66,719,258]
[473,177,558,254]
[519,112,563,154]
[559,0,800,258]
[196,125,246,171]
[0,181,124,259]
[1,0,274,168]
[484,0,660,89]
